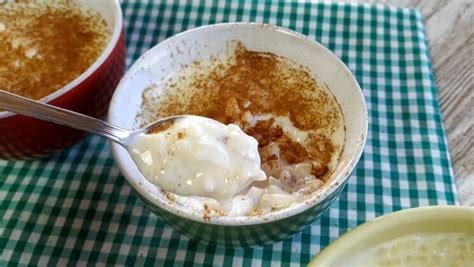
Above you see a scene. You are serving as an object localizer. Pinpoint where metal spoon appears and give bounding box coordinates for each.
[0,90,190,147]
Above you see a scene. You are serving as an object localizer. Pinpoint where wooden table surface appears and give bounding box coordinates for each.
[344,0,473,205]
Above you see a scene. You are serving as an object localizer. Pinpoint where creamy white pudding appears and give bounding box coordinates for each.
[135,43,345,218]
[128,116,266,203]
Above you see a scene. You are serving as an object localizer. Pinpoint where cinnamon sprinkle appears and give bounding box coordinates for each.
[139,43,344,186]
[0,2,109,100]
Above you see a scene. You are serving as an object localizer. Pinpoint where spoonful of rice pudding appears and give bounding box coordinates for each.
[0,90,267,206]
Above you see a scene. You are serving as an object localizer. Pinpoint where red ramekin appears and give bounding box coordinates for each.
[0,0,125,159]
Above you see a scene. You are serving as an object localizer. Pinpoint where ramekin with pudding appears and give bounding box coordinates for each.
[0,0,125,159]
[109,23,367,246]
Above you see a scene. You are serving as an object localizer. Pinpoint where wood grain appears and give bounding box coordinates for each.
[336,0,473,205]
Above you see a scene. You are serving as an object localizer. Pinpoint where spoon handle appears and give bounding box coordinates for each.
[0,90,131,145]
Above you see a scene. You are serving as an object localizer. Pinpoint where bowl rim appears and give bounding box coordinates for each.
[0,0,123,119]
[109,22,368,226]
[309,205,474,266]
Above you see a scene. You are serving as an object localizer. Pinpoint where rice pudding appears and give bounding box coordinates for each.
[0,1,110,100]
[137,43,345,218]
[128,116,266,206]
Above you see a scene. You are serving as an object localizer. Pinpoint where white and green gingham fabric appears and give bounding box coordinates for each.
[1,1,458,265]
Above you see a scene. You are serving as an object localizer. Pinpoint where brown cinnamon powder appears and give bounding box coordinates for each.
[139,43,344,184]
[0,2,110,100]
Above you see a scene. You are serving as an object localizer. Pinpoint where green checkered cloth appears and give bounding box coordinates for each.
[1,1,457,266]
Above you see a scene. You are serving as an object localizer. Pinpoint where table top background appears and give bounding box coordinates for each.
[1,1,460,265]
[353,0,473,205]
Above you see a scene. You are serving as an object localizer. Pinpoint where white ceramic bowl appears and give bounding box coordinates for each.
[108,23,367,246]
